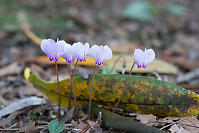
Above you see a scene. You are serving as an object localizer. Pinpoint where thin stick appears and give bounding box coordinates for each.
[160,117,190,130]
[55,61,61,121]
[109,55,122,74]
[88,65,97,120]
[71,61,78,108]
[81,124,91,133]
[113,62,135,112]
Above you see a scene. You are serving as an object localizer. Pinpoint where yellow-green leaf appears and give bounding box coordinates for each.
[27,72,199,117]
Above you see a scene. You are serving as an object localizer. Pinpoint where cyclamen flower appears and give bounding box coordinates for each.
[73,42,90,62]
[133,48,155,68]
[41,39,66,61]
[60,44,76,63]
[89,45,112,65]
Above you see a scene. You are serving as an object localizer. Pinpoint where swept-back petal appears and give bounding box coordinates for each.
[41,39,56,59]
[103,45,112,60]
[90,45,112,65]
[144,49,155,64]
[90,45,100,60]
[56,40,69,56]
[134,49,144,66]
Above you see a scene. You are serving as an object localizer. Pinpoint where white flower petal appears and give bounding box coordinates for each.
[133,49,144,66]
[41,39,56,58]
[103,45,112,60]
[144,49,155,64]
[84,43,90,56]
[90,45,112,65]
[56,40,69,56]
[90,45,99,60]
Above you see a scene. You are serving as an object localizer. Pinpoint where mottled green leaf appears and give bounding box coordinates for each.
[28,72,199,117]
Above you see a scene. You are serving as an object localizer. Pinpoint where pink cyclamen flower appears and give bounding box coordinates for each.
[61,43,77,63]
[73,42,90,62]
[41,39,66,61]
[89,45,112,65]
[134,48,155,68]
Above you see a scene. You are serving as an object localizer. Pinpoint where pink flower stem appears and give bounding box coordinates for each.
[113,62,135,112]
[88,65,97,120]
[71,61,78,108]
[68,61,78,108]
[55,61,61,121]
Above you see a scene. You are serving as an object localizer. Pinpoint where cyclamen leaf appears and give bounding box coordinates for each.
[48,120,64,133]
[27,72,199,117]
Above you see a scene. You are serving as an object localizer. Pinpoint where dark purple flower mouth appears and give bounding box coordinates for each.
[49,57,59,61]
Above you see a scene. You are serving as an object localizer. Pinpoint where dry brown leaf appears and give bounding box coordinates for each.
[19,121,38,133]
[177,117,199,133]
[169,124,190,133]
[24,55,178,74]
[0,97,45,118]
[107,55,179,74]
[136,114,157,127]
[0,62,23,77]
[23,56,98,67]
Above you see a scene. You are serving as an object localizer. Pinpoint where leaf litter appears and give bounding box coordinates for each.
[1,0,199,132]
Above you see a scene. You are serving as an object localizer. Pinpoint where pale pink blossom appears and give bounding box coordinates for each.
[72,42,90,62]
[89,45,112,65]
[133,48,155,68]
[41,39,66,61]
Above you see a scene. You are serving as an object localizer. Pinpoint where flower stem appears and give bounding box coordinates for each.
[88,65,97,120]
[113,62,135,112]
[68,62,78,108]
[55,61,61,121]
[71,61,78,108]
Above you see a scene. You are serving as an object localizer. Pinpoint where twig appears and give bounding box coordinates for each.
[88,65,97,120]
[0,128,19,131]
[160,117,190,130]
[109,55,122,74]
[113,62,135,112]
[55,61,61,121]
[81,124,91,133]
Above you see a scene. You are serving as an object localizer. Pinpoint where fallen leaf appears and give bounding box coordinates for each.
[177,117,199,133]
[169,124,190,133]
[136,114,157,126]
[0,62,24,77]
[27,72,199,117]
[24,54,179,74]
[0,96,46,118]
[19,121,38,133]
[23,56,98,67]
[107,55,179,74]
